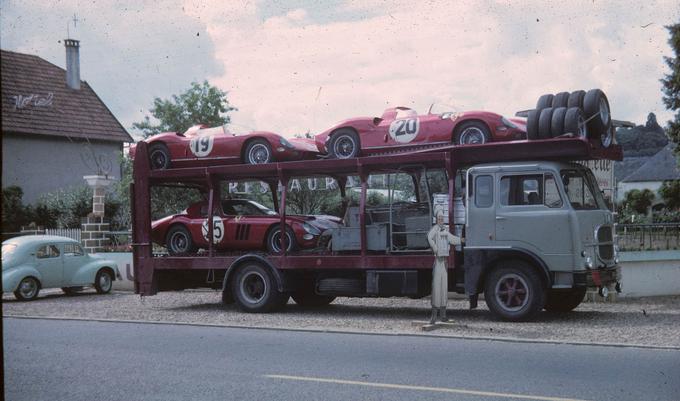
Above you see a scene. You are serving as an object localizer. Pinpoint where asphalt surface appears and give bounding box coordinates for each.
[4,317,679,401]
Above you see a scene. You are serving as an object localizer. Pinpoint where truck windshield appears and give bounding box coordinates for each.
[561,169,607,210]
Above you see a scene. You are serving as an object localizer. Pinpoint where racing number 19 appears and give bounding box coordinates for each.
[192,137,211,154]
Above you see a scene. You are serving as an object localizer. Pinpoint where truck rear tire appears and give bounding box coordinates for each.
[550,107,568,138]
[567,90,586,109]
[538,107,555,139]
[484,260,546,321]
[231,263,289,313]
[526,109,540,140]
[551,92,569,108]
[536,94,554,110]
[292,288,336,308]
[544,287,586,312]
[583,89,612,147]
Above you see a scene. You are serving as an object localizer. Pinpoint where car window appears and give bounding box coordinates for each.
[63,243,84,256]
[544,174,563,208]
[474,175,493,208]
[36,244,60,259]
[232,202,264,216]
[499,174,543,206]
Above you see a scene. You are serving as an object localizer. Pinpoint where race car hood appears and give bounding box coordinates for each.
[287,214,342,229]
[287,137,319,153]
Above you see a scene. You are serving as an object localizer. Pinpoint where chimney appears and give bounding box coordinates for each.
[64,39,81,90]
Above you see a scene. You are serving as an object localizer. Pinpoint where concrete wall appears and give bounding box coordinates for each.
[2,132,123,204]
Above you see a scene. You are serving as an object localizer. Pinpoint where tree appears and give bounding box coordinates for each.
[624,189,655,214]
[661,23,680,154]
[133,80,236,138]
[659,180,680,210]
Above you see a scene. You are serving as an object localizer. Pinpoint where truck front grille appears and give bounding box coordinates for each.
[596,225,614,261]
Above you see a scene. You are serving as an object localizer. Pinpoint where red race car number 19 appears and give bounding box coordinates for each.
[189,135,214,157]
[388,118,420,143]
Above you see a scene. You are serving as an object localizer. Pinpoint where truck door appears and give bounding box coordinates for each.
[466,171,496,246]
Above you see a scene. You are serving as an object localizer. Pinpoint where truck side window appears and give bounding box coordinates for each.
[544,174,563,208]
[500,175,543,206]
[474,175,493,207]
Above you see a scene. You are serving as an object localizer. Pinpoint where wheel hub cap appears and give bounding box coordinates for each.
[495,273,529,312]
[249,145,270,163]
[460,128,485,144]
[241,272,268,303]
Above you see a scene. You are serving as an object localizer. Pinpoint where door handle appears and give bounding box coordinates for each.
[495,216,507,221]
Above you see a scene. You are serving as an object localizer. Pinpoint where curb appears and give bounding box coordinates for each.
[5,314,679,351]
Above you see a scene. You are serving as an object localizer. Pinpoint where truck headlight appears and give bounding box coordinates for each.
[585,256,593,269]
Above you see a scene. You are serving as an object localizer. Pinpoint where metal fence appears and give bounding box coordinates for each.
[617,223,680,251]
[45,228,82,242]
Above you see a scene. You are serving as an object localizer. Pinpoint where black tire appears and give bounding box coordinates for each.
[544,287,586,312]
[550,107,568,138]
[61,287,83,296]
[567,90,586,109]
[551,92,569,108]
[266,226,297,253]
[526,109,540,140]
[166,225,197,255]
[14,277,40,301]
[244,139,273,164]
[94,269,114,294]
[484,260,546,321]
[583,89,612,147]
[537,107,554,139]
[564,107,587,138]
[148,143,171,170]
[328,129,360,159]
[454,121,491,145]
[292,288,336,308]
[536,94,554,110]
[231,263,289,312]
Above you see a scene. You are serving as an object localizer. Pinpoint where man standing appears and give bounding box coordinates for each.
[427,209,462,324]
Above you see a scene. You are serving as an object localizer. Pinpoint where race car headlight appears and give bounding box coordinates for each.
[440,112,458,120]
[302,223,321,236]
[501,117,518,129]
[279,137,295,149]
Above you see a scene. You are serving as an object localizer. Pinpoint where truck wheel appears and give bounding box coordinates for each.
[564,107,587,138]
[166,225,197,255]
[536,94,553,110]
[329,129,360,159]
[231,263,289,312]
[484,261,546,321]
[583,89,612,146]
[526,109,540,140]
[292,288,336,308]
[544,287,586,312]
[567,90,586,109]
[538,107,555,139]
[266,226,297,253]
[551,92,569,108]
[14,277,40,301]
[148,143,171,170]
[94,269,113,294]
[550,107,568,138]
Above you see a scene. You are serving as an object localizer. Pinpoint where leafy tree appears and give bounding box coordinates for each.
[661,23,680,154]
[624,189,655,214]
[133,80,236,138]
[2,186,32,232]
[659,180,680,210]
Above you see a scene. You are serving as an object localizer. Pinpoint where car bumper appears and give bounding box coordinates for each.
[574,265,621,289]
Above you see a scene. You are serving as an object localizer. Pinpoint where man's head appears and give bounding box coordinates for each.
[435,209,445,227]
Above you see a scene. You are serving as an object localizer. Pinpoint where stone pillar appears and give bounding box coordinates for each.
[82,175,114,253]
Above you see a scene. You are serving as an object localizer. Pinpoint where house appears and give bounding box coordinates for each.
[1,40,133,204]
[617,145,680,205]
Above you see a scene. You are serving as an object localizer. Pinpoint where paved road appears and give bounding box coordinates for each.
[4,318,678,401]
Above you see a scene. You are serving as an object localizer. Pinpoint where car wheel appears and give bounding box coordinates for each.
[550,107,568,138]
[62,287,83,296]
[564,107,587,138]
[14,277,40,301]
[537,107,555,139]
[148,143,171,170]
[484,260,545,321]
[454,121,491,145]
[231,263,289,312]
[244,139,273,164]
[567,90,586,109]
[551,92,569,108]
[266,226,298,253]
[526,109,540,140]
[329,129,360,159]
[544,287,587,312]
[536,93,554,110]
[166,225,197,255]
[292,288,336,307]
[95,269,114,294]
[584,89,612,147]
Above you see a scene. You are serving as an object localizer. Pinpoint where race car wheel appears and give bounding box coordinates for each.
[526,109,540,140]
[536,93,554,110]
[166,225,197,255]
[292,288,336,308]
[94,269,113,294]
[245,139,273,164]
[266,226,298,253]
[567,90,586,109]
[454,121,491,145]
[537,107,555,139]
[583,89,612,147]
[484,260,546,321]
[551,92,570,108]
[149,143,171,170]
[544,287,586,312]
[564,107,587,138]
[231,263,289,313]
[14,277,40,301]
[550,107,568,138]
[329,129,360,159]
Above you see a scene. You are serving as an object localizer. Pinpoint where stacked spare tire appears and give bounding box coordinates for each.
[526,89,613,147]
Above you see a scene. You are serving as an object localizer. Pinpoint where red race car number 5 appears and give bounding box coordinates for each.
[189,135,214,157]
[201,216,224,244]
[388,118,420,143]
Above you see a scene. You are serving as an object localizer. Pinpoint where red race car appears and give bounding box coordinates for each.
[315,104,526,159]
[130,124,319,169]
[151,199,341,255]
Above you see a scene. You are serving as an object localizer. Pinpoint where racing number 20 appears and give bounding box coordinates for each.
[393,119,418,136]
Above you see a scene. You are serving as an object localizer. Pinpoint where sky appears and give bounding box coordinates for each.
[2,0,678,141]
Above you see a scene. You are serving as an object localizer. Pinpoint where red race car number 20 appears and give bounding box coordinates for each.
[388,118,420,143]
[189,135,214,157]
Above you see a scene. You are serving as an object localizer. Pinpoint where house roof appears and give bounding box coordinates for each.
[621,145,680,182]
[1,49,132,143]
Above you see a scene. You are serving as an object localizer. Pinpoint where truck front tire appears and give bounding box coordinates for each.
[544,287,586,312]
[231,263,289,313]
[484,260,546,321]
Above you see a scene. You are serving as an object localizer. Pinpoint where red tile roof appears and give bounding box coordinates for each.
[1,49,133,143]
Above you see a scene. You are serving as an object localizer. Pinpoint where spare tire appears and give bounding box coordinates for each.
[526,109,541,140]
[564,107,587,138]
[550,107,568,138]
[567,90,586,109]
[538,107,555,139]
[583,89,612,145]
[536,94,554,110]
[551,92,569,108]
